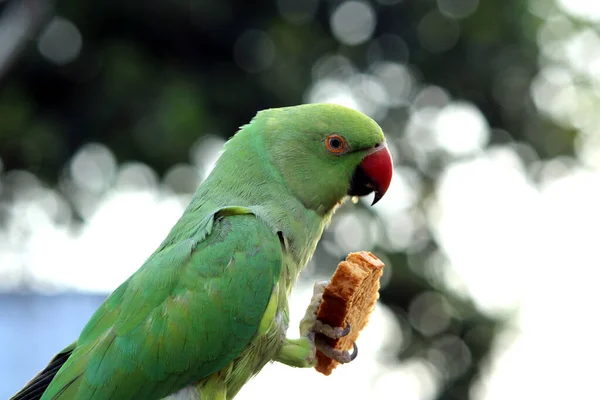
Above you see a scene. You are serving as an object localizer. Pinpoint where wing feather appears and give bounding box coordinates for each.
[13,207,282,400]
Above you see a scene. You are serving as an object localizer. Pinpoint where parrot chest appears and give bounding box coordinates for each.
[223,260,294,397]
[162,267,290,400]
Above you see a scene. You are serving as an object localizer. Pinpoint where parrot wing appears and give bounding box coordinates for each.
[14,206,283,400]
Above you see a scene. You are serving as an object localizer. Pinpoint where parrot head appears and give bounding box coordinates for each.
[257,103,393,212]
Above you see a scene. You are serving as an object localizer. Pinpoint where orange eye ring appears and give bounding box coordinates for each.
[325,134,347,154]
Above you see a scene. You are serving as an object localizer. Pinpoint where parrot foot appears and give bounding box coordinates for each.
[299,280,359,365]
[277,281,358,369]
[315,334,358,364]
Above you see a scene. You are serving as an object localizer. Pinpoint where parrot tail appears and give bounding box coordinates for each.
[10,343,75,400]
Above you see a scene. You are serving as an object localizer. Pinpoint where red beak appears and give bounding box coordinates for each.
[348,144,393,205]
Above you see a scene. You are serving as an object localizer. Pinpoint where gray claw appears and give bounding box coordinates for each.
[349,341,358,362]
[313,321,352,339]
[339,321,351,337]
[315,336,359,364]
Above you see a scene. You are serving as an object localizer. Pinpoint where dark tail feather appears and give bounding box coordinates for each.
[11,346,74,400]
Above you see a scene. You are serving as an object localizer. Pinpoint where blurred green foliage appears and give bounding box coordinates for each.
[0,0,574,399]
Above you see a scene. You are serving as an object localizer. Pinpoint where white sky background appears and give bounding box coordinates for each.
[2,0,600,399]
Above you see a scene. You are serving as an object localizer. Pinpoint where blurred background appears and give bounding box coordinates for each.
[1,0,599,398]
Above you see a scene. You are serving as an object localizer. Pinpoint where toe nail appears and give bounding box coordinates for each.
[341,322,351,337]
[349,341,359,362]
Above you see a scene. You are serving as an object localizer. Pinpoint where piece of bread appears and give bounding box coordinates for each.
[315,251,385,375]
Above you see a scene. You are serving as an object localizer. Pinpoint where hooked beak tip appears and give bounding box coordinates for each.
[371,191,384,206]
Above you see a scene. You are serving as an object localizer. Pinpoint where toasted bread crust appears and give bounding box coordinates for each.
[315,251,385,375]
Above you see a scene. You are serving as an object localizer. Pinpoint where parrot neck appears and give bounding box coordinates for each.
[187,128,334,273]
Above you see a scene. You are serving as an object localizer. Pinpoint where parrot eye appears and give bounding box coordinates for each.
[325,134,347,154]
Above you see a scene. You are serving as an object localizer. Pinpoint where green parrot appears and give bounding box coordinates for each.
[12,103,393,400]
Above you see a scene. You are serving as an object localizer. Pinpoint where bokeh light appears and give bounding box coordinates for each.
[233,30,276,73]
[418,11,460,53]
[330,1,377,46]
[437,0,479,19]
[37,16,82,65]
